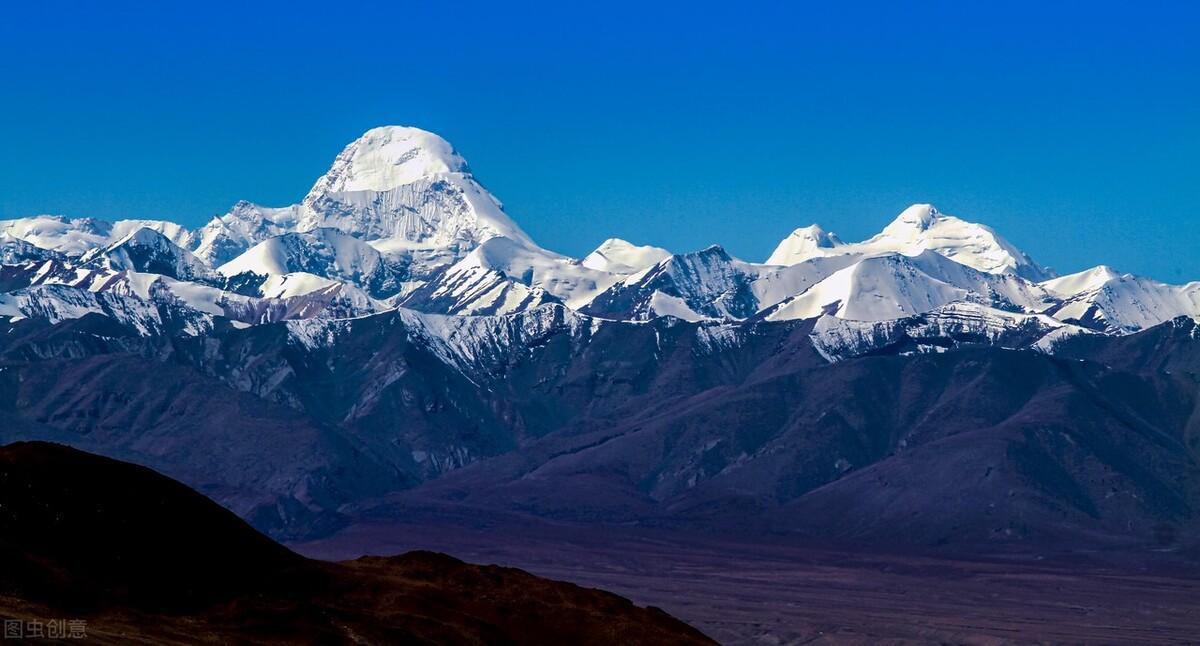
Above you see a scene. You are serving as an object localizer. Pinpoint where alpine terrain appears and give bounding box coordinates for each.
[3,125,1200,643]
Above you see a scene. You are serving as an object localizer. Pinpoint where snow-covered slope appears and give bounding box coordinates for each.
[809,301,1093,362]
[192,201,304,268]
[1043,266,1200,334]
[217,228,405,298]
[764,253,969,322]
[582,246,763,321]
[0,216,114,256]
[582,239,672,274]
[299,126,532,257]
[767,204,1053,281]
[398,242,559,316]
[763,250,1057,323]
[766,224,845,266]
[109,219,194,249]
[82,227,215,282]
[0,234,63,264]
[3,126,1197,339]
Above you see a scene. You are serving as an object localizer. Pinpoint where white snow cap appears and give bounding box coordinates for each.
[308,126,468,195]
[582,238,672,274]
[868,203,1050,280]
[767,203,1053,282]
[766,224,844,266]
[1040,265,1122,297]
[882,203,941,232]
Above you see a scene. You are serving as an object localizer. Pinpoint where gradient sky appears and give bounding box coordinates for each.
[2,1,1197,280]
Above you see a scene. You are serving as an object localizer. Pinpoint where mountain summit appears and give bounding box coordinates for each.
[187,125,533,274]
[306,126,469,195]
[766,203,1054,282]
[767,224,845,266]
[5,126,1199,337]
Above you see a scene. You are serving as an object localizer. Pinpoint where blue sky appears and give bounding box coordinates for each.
[1,1,1197,280]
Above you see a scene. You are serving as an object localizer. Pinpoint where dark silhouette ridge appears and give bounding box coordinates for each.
[0,442,713,645]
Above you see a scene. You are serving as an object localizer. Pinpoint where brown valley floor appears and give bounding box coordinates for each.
[298,515,1200,645]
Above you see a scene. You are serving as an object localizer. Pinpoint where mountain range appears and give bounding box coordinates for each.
[2,125,1199,556]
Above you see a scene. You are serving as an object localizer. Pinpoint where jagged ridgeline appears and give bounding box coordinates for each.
[2,125,1197,332]
[3,126,1200,548]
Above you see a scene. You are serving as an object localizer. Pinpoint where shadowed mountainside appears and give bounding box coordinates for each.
[0,441,713,645]
[1,311,1199,553]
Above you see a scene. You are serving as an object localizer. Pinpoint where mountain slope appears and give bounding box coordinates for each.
[0,441,713,645]
[583,238,673,274]
[10,128,1200,331]
[299,126,532,265]
[766,224,845,266]
[218,228,406,298]
[82,227,215,282]
[583,246,762,320]
[766,204,1054,281]
[1043,265,1200,333]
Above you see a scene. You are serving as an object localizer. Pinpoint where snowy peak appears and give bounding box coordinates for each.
[192,201,303,268]
[1041,267,1200,334]
[581,238,672,274]
[768,203,1053,282]
[766,224,844,265]
[868,203,1052,281]
[296,126,533,255]
[217,228,405,298]
[881,203,941,234]
[764,253,969,322]
[0,215,113,256]
[306,126,468,196]
[83,227,214,282]
[583,245,760,320]
[1041,265,1122,298]
[398,244,559,316]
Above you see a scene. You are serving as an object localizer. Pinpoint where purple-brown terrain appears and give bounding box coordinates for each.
[2,127,1200,643]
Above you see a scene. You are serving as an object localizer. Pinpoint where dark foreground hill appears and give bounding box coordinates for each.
[0,441,713,645]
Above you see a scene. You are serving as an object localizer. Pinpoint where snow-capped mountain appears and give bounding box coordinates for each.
[0,215,193,257]
[217,228,406,298]
[192,201,302,268]
[397,241,559,316]
[82,227,215,282]
[300,127,529,245]
[762,250,1056,322]
[582,238,672,274]
[766,224,845,266]
[1042,265,1200,334]
[1,125,1197,351]
[768,204,1054,281]
[582,246,763,321]
[10,123,1200,567]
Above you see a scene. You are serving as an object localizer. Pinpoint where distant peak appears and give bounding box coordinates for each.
[118,226,171,245]
[1089,264,1120,278]
[308,125,468,195]
[582,238,671,274]
[886,204,942,232]
[788,224,843,248]
[766,224,844,266]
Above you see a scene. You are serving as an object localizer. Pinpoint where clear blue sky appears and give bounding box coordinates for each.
[2,1,1197,280]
